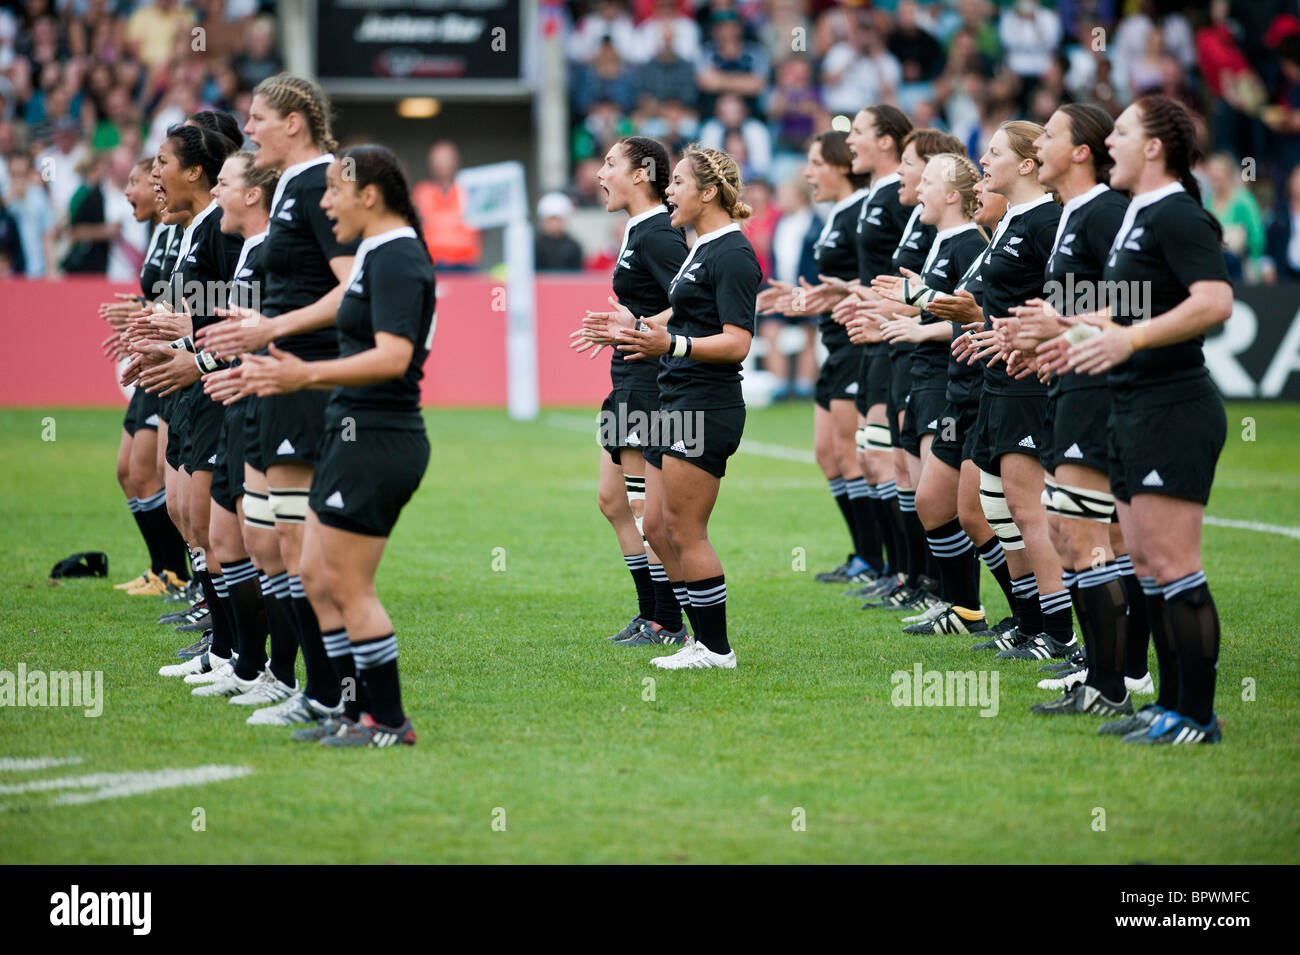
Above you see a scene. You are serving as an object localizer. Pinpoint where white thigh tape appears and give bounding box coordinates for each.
[855,427,869,451]
[1052,482,1116,522]
[865,423,892,452]
[978,470,1024,550]
[1041,477,1058,514]
[242,491,275,528]
[267,488,310,523]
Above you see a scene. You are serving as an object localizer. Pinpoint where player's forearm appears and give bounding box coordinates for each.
[302,348,408,389]
[1128,283,1233,352]
[270,283,347,341]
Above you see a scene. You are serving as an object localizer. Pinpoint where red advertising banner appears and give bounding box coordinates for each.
[0,274,617,408]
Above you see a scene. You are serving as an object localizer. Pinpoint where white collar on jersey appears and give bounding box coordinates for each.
[865,171,900,203]
[672,221,741,284]
[1109,180,1183,258]
[893,204,924,253]
[227,230,268,306]
[1051,182,1111,254]
[922,221,981,275]
[818,187,871,244]
[617,204,668,263]
[344,226,418,289]
[269,153,335,218]
[989,190,1055,249]
[173,199,220,274]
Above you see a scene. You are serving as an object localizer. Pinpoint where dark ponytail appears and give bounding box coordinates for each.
[866,104,913,161]
[337,144,431,263]
[188,109,242,148]
[1060,102,1114,185]
[165,123,237,188]
[617,136,671,206]
[1134,94,1222,240]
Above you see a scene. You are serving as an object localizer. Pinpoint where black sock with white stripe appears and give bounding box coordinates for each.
[1141,576,1179,712]
[1116,555,1150,678]
[126,497,159,573]
[289,576,340,707]
[198,568,234,660]
[975,536,1015,611]
[1076,563,1127,700]
[649,564,682,631]
[352,633,403,727]
[322,628,369,721]
[264,573,298,685]
[926,519,978,608]
[137,489,190,578]
[686,575,729,654]
[1163,571,1218,726]
[872,481,903,574]
[828,476,855,554]
[223,559,266,680]
[672,582,697,636]
[1064,569,1091,670]
[1011,574,1041,635]
[1038,588,1073,643]
[898,489,927,587]
[624,552,655,620]
[845,477,881,571]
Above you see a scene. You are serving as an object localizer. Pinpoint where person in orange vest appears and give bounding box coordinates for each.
[411,141,481,271]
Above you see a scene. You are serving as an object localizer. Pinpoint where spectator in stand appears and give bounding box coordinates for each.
[233,17,282,92]
[570,156,606,207]
[102,145,148,282]
[758,175,820,400]
[696,11,770,120]
[1111,0,1196,99]
[4,152,56,278]
[768,57,823,182]
[59,149,112,274]
[0,191,28,278]
[572,97,636,165]
[635,0,700,63]
[412,140,482,271]
[573,37,638,114]
[1204,152,1268,283]
[1197,0,1268,160]
[534,192,585,272]
[742,177,778,279]
[36,117,84,220]
[998,0,1062,102]
[699,91,771,180]
[124,0,196,70]
[1266,164,1300,281]
[634,19,699,112]
[637,96,698,156]
[568,0,641,65]
[890,1,943,86]
[819,12,901,116]
[1263,35,1300,175]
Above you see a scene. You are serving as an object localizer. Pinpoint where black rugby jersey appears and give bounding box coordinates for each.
[910,223,986,388]
[889,205,936,364]
[855,174,911,284]
[139,223,171,300]
[228,231,267,312]
[944,234,991,407]
[813,187,869,349]
[657,223,761,410]
[979,193,1060,396]
[1043,185,1127,394]
[261,156,359,358]
[150,225,183,300]
[1102,183,1230,392]
[326,228,436,429]
[610,204,688,393]
[169,200,242,331]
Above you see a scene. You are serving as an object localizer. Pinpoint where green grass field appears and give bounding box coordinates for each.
[1,402,1297,864]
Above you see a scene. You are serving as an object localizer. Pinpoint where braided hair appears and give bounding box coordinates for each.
[1133,94,1222,240]
[254,74,339,154]
[337,144,431,262]
[165,123,237,189]
[930,152,981,220]
[865,104,913,161]
[617,136,671,206]
[188,110,242,148]
[681,143,751,220]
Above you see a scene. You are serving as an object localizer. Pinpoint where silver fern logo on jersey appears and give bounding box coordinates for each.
[598,405,704,458]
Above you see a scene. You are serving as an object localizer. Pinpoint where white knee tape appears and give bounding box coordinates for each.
[1041,477,1058,514]
[242,490,275,528]
[267,487,309,523]
[855,427,869,451]
[978,470,1025,550]
[865,423,892,452]
[1052,482,1116,523]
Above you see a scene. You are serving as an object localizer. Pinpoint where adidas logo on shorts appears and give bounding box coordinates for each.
[670,440,687,453]
[626,430,641,446]
[1142,469,1164,487]
[207,454,217,464]
[926,419,938,430]
[325,491,344,508]
[144,414,159,426]
[1063,443,1083,459]
[845,382,859,395]
[276,439,295,455]
[1018,435,1036,449]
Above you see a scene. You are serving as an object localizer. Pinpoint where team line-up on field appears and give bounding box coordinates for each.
[103,73,1230,747]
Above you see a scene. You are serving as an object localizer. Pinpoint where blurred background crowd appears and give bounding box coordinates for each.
[2,0,1300,290]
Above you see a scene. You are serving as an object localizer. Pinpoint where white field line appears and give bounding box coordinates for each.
[548,414,1300,539]
[0,765,253,806]
[0,756,84,772]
